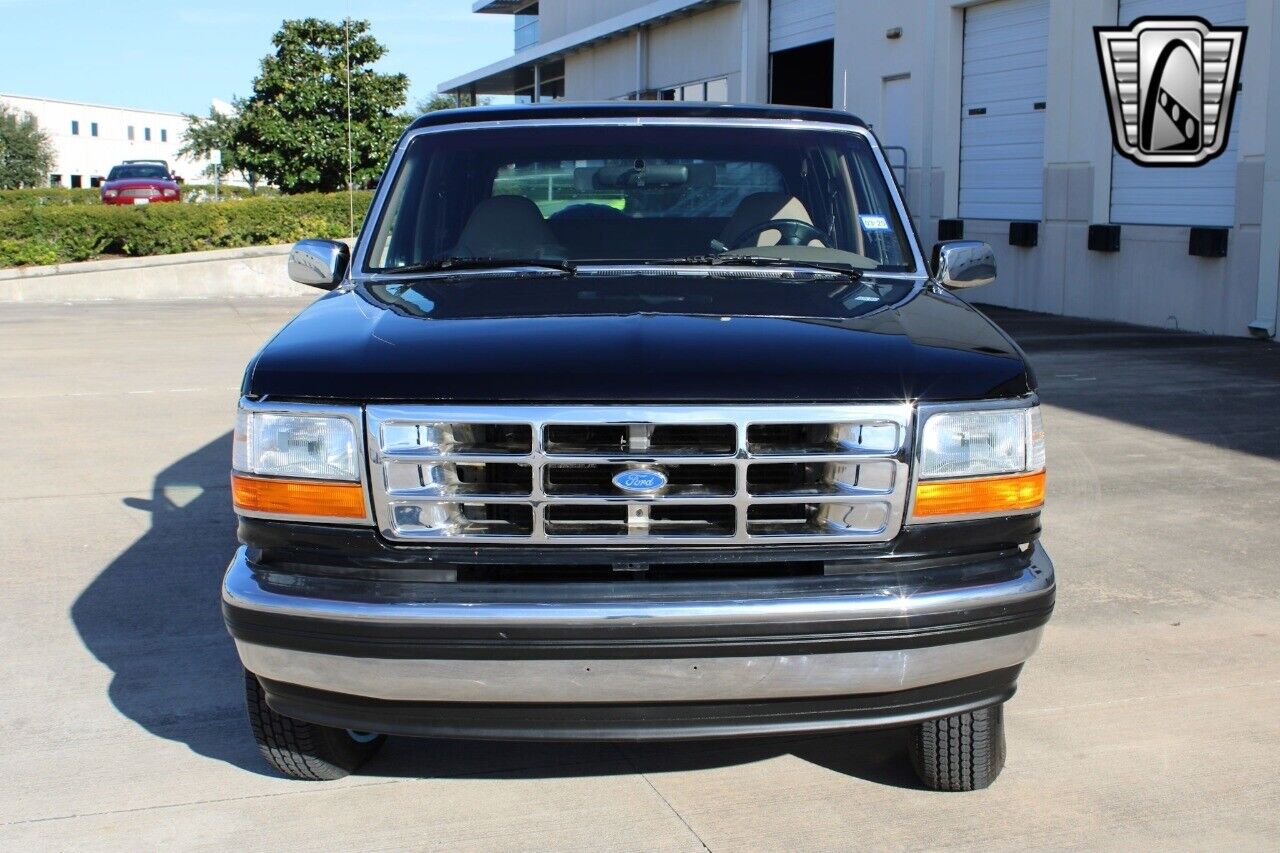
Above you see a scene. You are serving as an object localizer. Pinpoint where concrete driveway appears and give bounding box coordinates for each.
[1,297,1277,850]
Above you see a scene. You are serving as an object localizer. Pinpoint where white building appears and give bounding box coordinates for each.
[440,0,1280,340]
[0,94,221,188]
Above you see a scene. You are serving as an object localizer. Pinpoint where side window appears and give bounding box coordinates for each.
[841,149,911,269]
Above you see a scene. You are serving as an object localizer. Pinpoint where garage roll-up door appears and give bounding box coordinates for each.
[1110,0,1245,226]
[769,0,834,52]
[958,0,1049,220]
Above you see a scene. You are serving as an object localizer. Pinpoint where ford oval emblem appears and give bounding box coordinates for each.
[612,468,668,493]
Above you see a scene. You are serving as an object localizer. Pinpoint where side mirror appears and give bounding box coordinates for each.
[930,240,996,289]
[288,239,350,290]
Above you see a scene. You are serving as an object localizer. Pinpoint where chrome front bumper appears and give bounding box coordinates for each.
[223,544,1054,706]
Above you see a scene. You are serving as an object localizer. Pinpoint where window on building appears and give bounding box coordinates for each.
[91,122,99,137]
[127,126,135,141]
[656,77,729,103]
[90,176,103,188]
[70,175,82,189]
[513,60,565,103]
[144,127,151,142]
[160,129,167,143]
[514,3,539,51]
[71,120,80,135]
[49,174,62,187]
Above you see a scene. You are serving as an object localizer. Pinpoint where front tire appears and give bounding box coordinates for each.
[243,669,386,780]
[908,703,1006,791]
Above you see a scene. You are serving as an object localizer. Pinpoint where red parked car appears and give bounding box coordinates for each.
[100,162,181,205]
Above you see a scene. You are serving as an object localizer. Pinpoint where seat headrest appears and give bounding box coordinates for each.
[454,195,561,259]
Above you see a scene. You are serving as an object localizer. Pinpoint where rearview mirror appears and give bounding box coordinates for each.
[930,240,996,289]
[288,239,350,290]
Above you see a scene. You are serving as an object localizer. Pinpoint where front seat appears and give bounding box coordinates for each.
[453,195,563,259]
[719,192,819,247]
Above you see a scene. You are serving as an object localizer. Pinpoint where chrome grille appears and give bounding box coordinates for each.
[366,405,912,544]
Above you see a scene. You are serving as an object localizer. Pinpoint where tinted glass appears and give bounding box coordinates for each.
[365,125,915,272]
[108,165,170,180]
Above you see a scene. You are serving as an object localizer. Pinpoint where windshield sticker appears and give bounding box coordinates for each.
[860,215,891,231]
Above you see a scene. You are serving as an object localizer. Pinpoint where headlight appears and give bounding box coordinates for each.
[912,403,1045,521]
[104,189,118,198]
[234,410,359,480]
[920,407,1043,479]
[231,404,368,521]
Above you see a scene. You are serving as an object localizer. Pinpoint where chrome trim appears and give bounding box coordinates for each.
[223,543,1054,627]
[350,117,928,281]
[233,399,375,525]
[362,264,860,285]
[364,404,914,544]
[288,239,349,289]
[234,629,1044,703]
[225,541,1053,703]
[931,240,997,289]
[907,395,1043,524]
[368,265,571,283]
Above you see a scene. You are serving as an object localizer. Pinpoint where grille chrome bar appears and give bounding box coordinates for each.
[367,405,913,544]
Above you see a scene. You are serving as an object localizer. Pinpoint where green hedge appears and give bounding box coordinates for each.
[0,185,277,208]
[180,184,279,201]
[0,187,102,207]
[0,191,373,267]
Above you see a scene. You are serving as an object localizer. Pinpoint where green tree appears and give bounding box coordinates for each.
[0,105,56,189]
[414,91,490,114]
[178,106,256,188]
[234,18,409,194]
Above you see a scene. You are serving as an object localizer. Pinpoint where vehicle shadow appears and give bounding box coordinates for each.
[69,433,923,787]
[70,432,264,773]
[370,727,922,788]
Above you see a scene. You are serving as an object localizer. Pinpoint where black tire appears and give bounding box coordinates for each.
[243,669,386,780]
[908,703,1006,791]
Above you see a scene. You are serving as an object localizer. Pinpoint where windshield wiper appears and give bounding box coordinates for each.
[378,257,574,276]
[663,254,863,279]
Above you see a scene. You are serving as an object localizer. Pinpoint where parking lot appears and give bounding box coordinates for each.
[2,296,1278,850]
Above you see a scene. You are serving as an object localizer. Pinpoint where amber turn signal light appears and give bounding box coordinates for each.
[913,470,1046,518]
[231,473,366,519]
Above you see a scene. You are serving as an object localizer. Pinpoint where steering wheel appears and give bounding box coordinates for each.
[729,218,828,249]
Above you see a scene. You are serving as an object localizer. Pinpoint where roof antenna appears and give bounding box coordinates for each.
[345,15,355,237]
[842,69,848,112]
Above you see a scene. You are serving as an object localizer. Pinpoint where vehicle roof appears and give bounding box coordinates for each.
[406,101,868,132]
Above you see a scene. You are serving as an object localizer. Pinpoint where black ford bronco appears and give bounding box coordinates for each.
[223,102,1054,791]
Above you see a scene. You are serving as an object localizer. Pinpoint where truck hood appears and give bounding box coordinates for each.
[244,282,1033,403]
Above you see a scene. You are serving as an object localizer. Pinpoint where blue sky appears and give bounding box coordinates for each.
[0,0,512,114]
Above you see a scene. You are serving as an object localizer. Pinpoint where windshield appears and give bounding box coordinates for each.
[363,124,917,274]
[108,165,170,181]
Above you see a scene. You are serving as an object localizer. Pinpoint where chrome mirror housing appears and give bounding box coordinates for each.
[930,240,996,289]
[288,239,350,290]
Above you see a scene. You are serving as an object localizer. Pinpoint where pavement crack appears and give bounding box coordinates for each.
[619,746,712,852]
